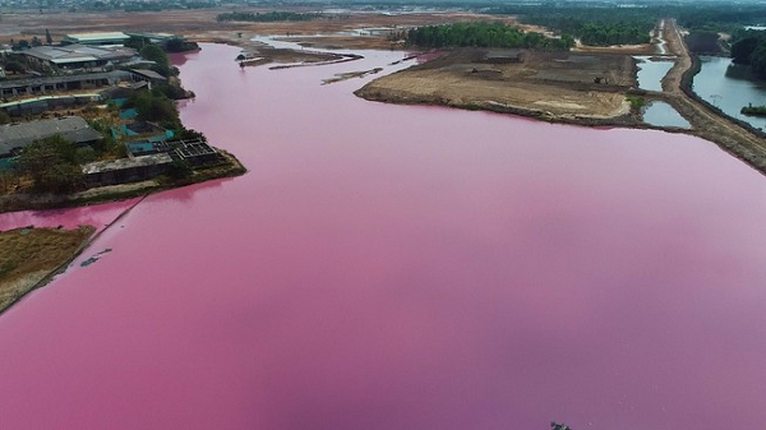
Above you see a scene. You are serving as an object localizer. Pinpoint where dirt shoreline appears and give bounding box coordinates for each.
[354,47,643,130]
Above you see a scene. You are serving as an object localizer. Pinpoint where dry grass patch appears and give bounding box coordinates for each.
[0,225,94,313]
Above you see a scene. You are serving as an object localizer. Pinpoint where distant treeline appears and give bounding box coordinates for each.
[674,6,766,32]
[487,5,653,45]
[684,32,723,55]
[486,3,766,43]
[404,22,574,51]
[731,31,766,78]
[577,22,651,47]
[216,11,320,23]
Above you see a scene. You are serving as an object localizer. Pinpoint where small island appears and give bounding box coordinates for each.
[741,104,766,117]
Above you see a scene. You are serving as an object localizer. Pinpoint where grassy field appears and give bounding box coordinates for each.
[0,226,95,313]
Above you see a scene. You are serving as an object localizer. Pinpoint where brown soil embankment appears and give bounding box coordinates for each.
[356,48,638,126]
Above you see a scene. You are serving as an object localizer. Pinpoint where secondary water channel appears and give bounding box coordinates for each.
[693,55,766,130]
[634,55,674,92]
[2,43,766,429]
[643,101,691,128]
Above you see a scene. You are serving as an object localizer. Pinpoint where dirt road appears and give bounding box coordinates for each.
[661,18,766,173]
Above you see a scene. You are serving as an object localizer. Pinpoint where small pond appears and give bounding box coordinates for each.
[643,101,691,129]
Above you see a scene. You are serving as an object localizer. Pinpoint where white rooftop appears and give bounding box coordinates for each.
[65,32,129,42]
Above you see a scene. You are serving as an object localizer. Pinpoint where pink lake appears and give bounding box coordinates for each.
[1,43,766,430]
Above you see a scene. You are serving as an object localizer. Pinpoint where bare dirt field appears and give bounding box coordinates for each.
[1,9,518,65]
[1,8,514,47]
[356,48,636,121]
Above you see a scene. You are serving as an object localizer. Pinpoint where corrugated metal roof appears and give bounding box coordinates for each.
[131,69,167,81]
[0,70,132,90]
[51,56,99,64]
[24,45,136,63]
[65,32,129,42]
[0,116,102,156]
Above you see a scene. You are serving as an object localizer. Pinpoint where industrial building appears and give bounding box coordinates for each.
[82,153,173,187]
[0,116,102,159]
[22,44,138,71]
[126,32,184,47]
[0,70,134,98]
[63,32,130,46]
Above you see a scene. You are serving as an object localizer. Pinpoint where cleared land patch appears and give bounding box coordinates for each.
[356,48,636,122]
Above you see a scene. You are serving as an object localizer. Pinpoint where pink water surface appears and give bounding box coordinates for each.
[1,44,766,430]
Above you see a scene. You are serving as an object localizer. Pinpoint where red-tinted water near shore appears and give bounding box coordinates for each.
[1,43,766,429]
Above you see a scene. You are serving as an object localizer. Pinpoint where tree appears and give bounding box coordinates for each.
[4,60,26,74]
[13,39,29,51]
[16,135,84,193]
[128,90,181,129]
[31,36,42,47]
[732,36,760,64]
[140,44,171,77]
[0,110,11,125]
[124,35,150,51]
[45,29,52,45]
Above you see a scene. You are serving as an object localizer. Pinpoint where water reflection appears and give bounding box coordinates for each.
[693,56,766,130]
[634,56,675,92]
[643,101,691,128]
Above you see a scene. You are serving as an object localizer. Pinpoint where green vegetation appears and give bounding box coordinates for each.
[578,22,651,47]
[2,59,26,75]
[0,111,11,125]
[685,31,723,55]
[16,136,85,193]
[626,95,646,113]
[124,35,152,51]
[125,35,198,54]
[741,104,766,117]
[168,158,193,179]
[126,88,182,129]
[10,39,29,51]
[165,38,199,53]
[404,22,574,51]
[216,11,320,23]
[675,5,766,33]
[487,5,653,46]
[87,117,125,157]
[731,31,766,78]
[487,3,766,34]
[139,44,172,77]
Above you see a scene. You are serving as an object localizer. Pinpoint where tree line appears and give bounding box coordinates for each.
[578,22,650,47]
[216,11,320,23]
[486,3,766,46]
[731,30,766,78]
[404,22,574,51]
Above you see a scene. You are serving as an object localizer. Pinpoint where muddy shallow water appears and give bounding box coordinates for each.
[1,44,766,430]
